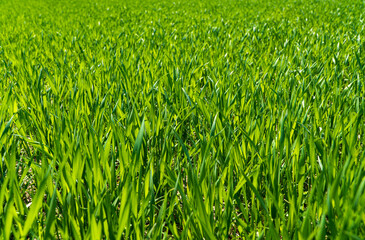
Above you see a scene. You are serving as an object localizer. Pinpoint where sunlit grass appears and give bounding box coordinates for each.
[1,0,365,239]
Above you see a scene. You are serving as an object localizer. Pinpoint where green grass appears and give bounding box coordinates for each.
[1,0,365,238]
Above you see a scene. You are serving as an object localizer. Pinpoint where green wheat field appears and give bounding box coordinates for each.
[1,0,365,239]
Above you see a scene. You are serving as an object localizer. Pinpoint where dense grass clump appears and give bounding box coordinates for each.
[1,0,365,238]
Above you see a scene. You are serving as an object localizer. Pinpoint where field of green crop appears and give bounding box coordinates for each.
[1,0,365,239]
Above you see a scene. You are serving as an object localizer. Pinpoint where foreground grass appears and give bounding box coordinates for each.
[1,0,365,238]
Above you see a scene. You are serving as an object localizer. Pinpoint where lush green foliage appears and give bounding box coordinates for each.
[1,0,365,239]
